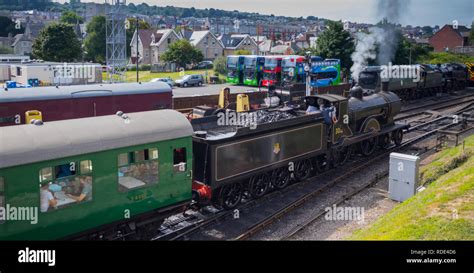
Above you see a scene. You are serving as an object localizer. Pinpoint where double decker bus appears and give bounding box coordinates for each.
[262,56,284,87]
[243,55,265,86]
[281,55,307,86]
[310,58,341,87]
[226,55,245,84]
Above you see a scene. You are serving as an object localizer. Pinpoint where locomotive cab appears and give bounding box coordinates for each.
[305,94,353,144]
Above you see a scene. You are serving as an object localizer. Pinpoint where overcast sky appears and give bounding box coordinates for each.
[55,0,473,27]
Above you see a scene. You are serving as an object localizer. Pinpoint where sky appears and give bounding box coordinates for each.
[55,0,473,27]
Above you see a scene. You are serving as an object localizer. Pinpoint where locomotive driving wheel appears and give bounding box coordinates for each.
[272,167,291,190]
[249,173,270,198]
[314,154,329,173]
[219,183,242,210]
[294,159,312,181]
[393,129,403,146]
[360,137,377,156]
[379,134,391,149]
[332,146,352,167]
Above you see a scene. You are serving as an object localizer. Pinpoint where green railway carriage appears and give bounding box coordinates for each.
[0,110,193,240]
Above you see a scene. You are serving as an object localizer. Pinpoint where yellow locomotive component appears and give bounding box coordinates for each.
[25,110,42,124]
[236,94,250,112]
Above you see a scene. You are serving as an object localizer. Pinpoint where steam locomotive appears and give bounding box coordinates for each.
[0,86,408,239]
[357,63,469,100]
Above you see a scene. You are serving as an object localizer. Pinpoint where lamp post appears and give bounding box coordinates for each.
[136,16,139,82]
[304,51,311,96]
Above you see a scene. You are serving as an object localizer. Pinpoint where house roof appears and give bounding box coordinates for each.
[136,29,155,46]
[189,30,210,46]
[188,30,223,48]
[433,25,471,39]
[258,39,273,53]
[271,44,294,54]
[11,34,30,47]
[179,29,193,40]
[218,34,254,49]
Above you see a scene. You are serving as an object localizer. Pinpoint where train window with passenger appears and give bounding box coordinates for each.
[39,162,93,213]
[117,148,159,192]
[0,177,4,224]
[173,148,187,172]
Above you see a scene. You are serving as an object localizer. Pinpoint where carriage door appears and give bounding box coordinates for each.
[172,147,192,186]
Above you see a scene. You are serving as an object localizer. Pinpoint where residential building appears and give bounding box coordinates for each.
[150,29,181,64]
[429,24,471,52]
[188,30,224,61]
[130,29,156,65]
[219,34,259,56]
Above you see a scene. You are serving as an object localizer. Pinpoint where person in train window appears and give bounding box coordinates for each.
[67,177,92,202]
[40,183,58,212]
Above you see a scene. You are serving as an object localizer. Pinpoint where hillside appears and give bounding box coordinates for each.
[350,134,474,240]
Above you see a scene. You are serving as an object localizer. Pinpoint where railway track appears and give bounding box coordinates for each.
[151,94,474,241]
[396,93,474,121]
[234,106,473,241]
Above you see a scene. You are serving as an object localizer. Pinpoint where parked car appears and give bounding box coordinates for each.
[175,74,204,87]
[195,61,214,69]
[150,77,175,88]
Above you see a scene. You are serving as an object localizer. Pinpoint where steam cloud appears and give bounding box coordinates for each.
[351,0,409,81]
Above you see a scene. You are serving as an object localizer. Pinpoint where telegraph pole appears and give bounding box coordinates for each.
[136,16,139,82]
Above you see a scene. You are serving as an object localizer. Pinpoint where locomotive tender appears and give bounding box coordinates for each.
[0,87,408,239]
[358,63,469,100]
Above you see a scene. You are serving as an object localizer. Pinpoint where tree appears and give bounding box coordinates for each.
[32,22,82,62]
[0,16,24,37]
[315,21,355,70]
[84,16,106,63]
[60,10,84,25]
[421,26,433,37]
[234,49,251,55]
[213,56,227,75]
[161,40,203,68]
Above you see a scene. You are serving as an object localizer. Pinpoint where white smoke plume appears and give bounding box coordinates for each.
[351,0,409,82]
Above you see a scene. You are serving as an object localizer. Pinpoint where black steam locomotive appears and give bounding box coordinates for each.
[357,63,469,100]
[191,87,408,209]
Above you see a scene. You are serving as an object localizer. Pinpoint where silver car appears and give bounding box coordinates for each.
[175,74,204,87]
[150,78,174,88]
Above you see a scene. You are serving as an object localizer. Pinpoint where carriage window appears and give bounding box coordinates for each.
[173,147,187,172]
[80,160,93,174]
[39,167,53,182]
[117,148,159,192]
[54,163,77,178]
[0,177,4,224]
[39,162,93,213]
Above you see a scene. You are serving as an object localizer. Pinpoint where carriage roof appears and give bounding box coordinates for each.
[0,110,192,169]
